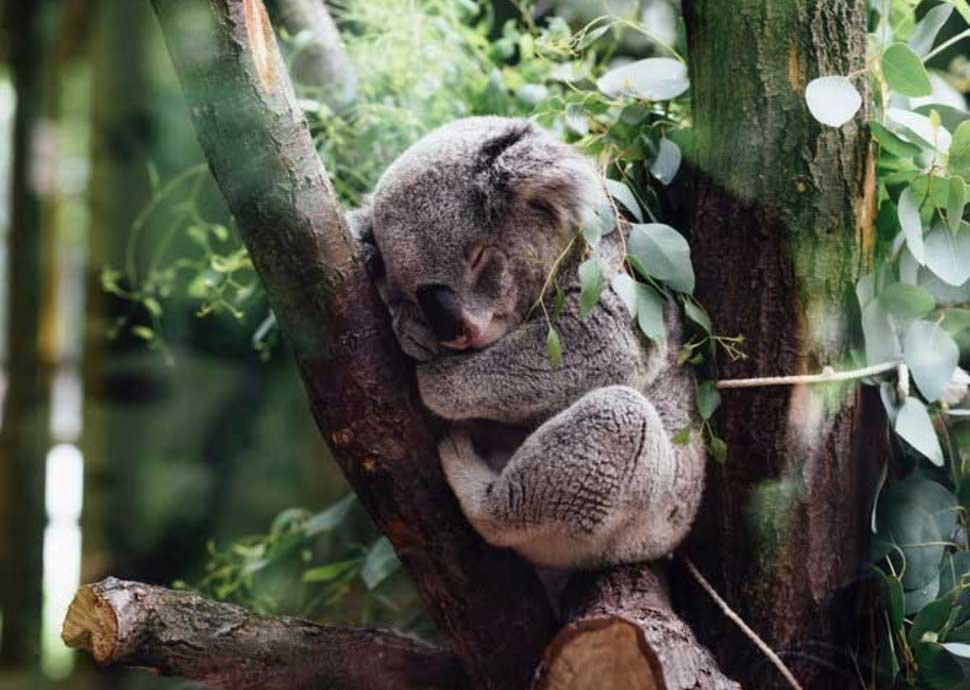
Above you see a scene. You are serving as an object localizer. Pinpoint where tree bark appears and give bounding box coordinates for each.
[681,1,878,688]
[265,0,357,108]
[536,566,739,690]
[147,1,556,688]
[61,578,467,690]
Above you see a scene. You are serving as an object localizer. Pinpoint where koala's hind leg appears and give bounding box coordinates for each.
[439,385,704,569]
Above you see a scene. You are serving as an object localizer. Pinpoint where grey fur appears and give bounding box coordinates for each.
[360,116,705,569]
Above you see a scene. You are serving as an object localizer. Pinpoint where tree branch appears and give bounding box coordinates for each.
[144,2,556,688]
[61,578,467,690]
[265,0,357,107]
[535,565,739,690]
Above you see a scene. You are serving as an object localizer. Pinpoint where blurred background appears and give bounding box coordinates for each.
[0,0,689,687]
[0,0,965,688]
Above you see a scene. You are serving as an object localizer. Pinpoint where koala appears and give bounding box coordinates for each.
[353,116,705,570]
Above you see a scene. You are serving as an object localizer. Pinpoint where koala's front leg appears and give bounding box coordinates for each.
[440,385,705,569]
[418,288,660,424]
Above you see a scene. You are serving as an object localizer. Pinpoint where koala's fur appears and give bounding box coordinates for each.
[352,116,705,569]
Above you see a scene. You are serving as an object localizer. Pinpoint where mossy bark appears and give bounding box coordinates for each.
[682,1,880,688]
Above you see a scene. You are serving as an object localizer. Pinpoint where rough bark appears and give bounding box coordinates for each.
[536,566,739,690]
[61,578,467,690]
[265,0,357,108]
[147,1,556,688]
[0,0,59,666]
[681,1,878,688]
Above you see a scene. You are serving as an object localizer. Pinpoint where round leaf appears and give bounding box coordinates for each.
[649,138,682,185]
[904,320,959,402]
[898,186,926,264]
[605,179,643,222]
[879,282,936,319]
[634,282,666,344]
[596,58,689,101]
[882,43,933,97]
[895,398,944,465]
[805,76,862,127]
[610,272,638,317]
[628,223,695,293]
[925,225,970,287]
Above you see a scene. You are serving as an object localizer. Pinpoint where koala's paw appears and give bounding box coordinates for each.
[437,429,477,478]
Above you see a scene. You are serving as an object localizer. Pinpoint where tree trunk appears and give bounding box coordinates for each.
[681,1,878,688]
[62,578,467,690]
[0,0,60,667]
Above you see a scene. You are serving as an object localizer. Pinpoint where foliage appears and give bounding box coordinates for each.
[806,2,970,686]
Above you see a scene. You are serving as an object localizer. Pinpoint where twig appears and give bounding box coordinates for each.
[683,557,804,690]
[716,361,900,390]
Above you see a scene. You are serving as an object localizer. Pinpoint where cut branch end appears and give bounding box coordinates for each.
[61,582,118,664]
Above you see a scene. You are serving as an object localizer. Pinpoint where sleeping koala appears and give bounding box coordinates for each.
[353,116,705,569]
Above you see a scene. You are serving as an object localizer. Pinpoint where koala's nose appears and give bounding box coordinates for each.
[416,285,465,343]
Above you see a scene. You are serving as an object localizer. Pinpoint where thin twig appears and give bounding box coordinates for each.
[683,557,804,690]
[716,361,900,390]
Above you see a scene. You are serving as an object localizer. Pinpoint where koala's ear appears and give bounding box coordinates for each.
[475,121,604,231]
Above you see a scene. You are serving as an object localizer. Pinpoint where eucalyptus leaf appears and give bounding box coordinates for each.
[596,58,689,101]
[911,591,957,647]
[611,272,638,317]
[805,76,862,127]
[879,281,935,319]
[628,223,695,293]
[898,186,926,264]
[696,381,721,421]
[635,282,667,344]
[887,108,952,155]
[909,4,955,57]
[546,325,562,369]
[649,138,682,185]
[882,43,932,97]
[947,176,966,232]
[578,258,605,318]
[871,120,923,158]
[906,575,942,615]
[304,494,356,537]
[952,121,970,176]
[895,398,945,465]
[684,300,712,334]
[564,103,589,137]
[361,537,400,590]
[925,224,970,286]
[903,320,959,402]
[605,179,643,222]
[861,299,902,365]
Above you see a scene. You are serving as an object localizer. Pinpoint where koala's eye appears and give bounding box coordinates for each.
[467,245,487,274]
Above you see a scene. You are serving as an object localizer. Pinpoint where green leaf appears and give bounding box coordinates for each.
[882,43,932,97]
[878,570,905,633]
[916,642,964,689]
[942,308,970,336]
[696,381,721,421]
[887,108,952,155]
[361,537,400,590]
[895,398,945,465]
[634,282,667,344]
[649,138,682,186]
[861,300,902,365]
[304,494,356,537]
[684,300,712,334]
[546,325,562,369]
[904,320,959,402]
[628,223,695,293]
[596,58,689,101]
[580,200,617,247]
[911,591,958,647]
[605,179,643,222]
[303,559,357,583]
[805,76,862,127]
[709,436,728,464]
[879,282,935,319]
[671,426,691,445]
[947,176,967,232]
[941,0,970,25]
[564,103,589,137]
[131,325,155,341]
[909,4,955,57]
[871,120,923,158]
[951,121,970,175]
[578,258,605,318]
[898,186,926,264]
[925,224,970,287]
[611,272,638,317]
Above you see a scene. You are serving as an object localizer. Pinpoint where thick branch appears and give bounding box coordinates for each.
[147,2,556,688]
[265,0,357,107]
[61,578,467,690]
[535,566,739,690]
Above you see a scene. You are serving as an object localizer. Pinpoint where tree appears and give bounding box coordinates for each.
[62,1,876,689]
[681,2,876,688]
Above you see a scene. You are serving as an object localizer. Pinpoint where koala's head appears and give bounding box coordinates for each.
[363,116,605,357]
